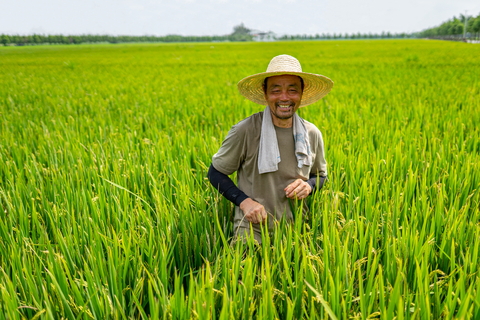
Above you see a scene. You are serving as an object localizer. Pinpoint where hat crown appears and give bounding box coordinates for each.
[266,54,303,73]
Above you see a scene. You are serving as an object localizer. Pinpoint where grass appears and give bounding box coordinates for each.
[0,39,480,319]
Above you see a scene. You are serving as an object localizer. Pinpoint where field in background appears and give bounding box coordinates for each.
[1,40,480,319]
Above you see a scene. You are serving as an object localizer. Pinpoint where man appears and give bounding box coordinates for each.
[208,54,333,244]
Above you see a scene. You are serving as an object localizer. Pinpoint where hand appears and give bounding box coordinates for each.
[285,179,312,200]
[239,198,267,224]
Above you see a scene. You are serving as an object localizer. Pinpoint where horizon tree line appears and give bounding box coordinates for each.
[279,31,416,41]
[1,12,479,46]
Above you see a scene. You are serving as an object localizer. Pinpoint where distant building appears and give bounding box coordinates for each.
[249,30,276,42]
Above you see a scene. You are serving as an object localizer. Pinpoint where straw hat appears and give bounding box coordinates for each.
[237,54,333,107]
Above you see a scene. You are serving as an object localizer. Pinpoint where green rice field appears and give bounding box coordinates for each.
[1,39,480,319]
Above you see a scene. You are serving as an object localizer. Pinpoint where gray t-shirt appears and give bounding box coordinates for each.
[212,111,327,234]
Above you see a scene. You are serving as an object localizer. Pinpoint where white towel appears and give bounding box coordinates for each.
[258,106,312,174]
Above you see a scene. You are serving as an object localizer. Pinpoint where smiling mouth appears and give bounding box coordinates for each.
[276,103,294,111]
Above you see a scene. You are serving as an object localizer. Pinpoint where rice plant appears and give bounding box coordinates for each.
[0,39,479,319]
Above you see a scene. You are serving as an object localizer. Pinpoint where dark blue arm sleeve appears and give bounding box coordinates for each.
[207,164,249,206]
[306,174,327,195]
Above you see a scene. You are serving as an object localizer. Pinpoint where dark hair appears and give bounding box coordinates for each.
[262,76,305,93]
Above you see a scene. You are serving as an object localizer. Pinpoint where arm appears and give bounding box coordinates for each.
[306,173,327,194]
[207,163,249,206]
[208,164,267,224]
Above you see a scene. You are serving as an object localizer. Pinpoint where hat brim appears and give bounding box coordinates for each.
[237,71,334,107]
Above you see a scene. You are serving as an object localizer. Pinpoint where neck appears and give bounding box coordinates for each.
[271,113,293,128]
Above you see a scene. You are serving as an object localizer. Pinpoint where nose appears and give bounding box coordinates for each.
[279,90,289,101]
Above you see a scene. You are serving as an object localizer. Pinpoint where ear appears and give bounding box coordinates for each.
[262,77,268,94]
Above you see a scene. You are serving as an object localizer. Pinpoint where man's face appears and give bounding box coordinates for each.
[264,75,303,123]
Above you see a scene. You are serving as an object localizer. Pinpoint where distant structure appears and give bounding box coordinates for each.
[249,30,276,42]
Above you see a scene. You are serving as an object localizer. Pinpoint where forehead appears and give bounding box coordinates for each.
[266,75,302,87]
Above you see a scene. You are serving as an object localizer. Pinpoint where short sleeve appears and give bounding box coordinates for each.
[212,125,246,175]
[310,128,328,177]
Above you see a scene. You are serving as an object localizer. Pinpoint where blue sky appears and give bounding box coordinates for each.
[1,0,479,36]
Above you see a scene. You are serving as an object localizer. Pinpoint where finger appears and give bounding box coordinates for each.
[258,213,265,223]
[251,209,261,224]
[246,212,257,224]
[255,210,262,224]
[296,190,308,200]
[261,208,267,223]
[287,182,304,198]
[288,186,309,199]
[285,179,302,193]
[292,183,307,196]
[287,192,301,200]
[255,211,263,224]
[288,179,302,192]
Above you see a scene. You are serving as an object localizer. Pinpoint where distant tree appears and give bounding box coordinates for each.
[232,23,249,36]
[449,19,464,35]
[33,34,42,44]
[473,15,480,32]
[465,15,476,33]
[230,23,252,41]
[1,34,10,45]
